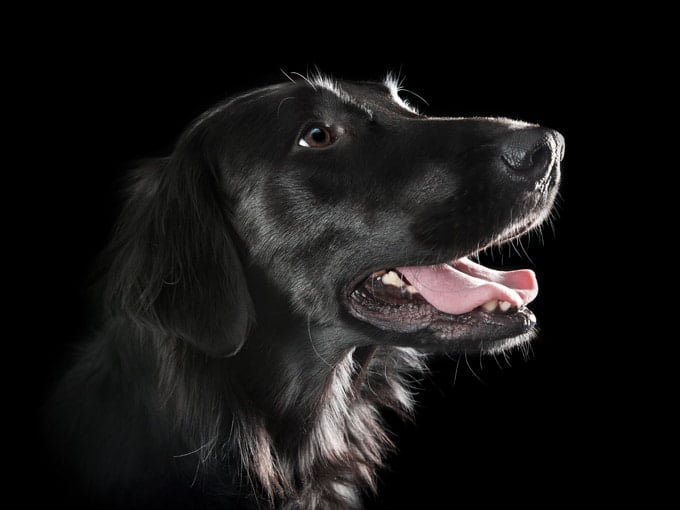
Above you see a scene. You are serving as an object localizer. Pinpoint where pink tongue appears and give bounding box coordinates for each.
[397,258,538,315]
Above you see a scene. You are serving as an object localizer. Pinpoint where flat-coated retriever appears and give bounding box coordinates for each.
[47,74,564,509]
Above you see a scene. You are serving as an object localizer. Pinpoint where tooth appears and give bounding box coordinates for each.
[481,300,498,312]
[405,285,418,295]
[498,300,512,312]
[381,270,405,287]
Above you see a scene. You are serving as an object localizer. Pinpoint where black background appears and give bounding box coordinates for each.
[20,24,659,508]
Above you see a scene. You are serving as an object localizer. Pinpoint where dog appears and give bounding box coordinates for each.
[46,74,564,509]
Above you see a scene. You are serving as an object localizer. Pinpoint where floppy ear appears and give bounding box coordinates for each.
[105,138,253,357]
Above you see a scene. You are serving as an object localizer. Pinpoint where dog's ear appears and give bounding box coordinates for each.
[105,136,253,357]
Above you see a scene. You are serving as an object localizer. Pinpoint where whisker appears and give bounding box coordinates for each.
[492,351,503,370]
[276,97,295,119]
[290,71,317,90]
[452,356,462,386]
[307,315,332,367]
[401,87,430,107]
[279,68,296,84]
[518,237,535,266]
[464,354,486,386]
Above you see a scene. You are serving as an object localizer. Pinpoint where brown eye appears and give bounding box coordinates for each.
[299,125,333,148]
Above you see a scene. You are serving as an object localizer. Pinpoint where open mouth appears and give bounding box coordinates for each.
[345,254,539,351]
[342,158,563,353]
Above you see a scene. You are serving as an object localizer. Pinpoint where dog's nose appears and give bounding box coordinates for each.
[500,127,564,179]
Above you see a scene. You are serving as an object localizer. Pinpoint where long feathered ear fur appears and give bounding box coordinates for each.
[104,133,253,357]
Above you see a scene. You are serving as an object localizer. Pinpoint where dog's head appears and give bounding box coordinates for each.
[107,75,563,357]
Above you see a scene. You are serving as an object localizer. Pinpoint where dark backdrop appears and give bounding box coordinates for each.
[22,31,655,508]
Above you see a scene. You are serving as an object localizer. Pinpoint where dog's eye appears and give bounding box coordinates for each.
[299,126,333,148]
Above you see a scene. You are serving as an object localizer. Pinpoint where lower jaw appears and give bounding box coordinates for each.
[345,294,536,354]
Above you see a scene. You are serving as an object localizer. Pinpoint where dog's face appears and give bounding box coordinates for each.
[149,76,563,356]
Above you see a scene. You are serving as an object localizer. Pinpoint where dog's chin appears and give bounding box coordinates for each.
[343,269,537,354]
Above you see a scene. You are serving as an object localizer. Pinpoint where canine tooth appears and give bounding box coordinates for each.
[381,270,405,288]
[481,300,498,312]
[498,300,512,312]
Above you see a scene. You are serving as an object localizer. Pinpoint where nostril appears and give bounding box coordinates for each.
[508,143,551,173]
[502,141,551,174]
[530,144,552,171]
[500,126,561,178]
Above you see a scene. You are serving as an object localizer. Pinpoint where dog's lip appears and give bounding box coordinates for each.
[343,267,537,345]
[343,251,538,315]
[340,206,551,344]
[478,212,546,252]
[342,245,540,344]
[343,247,538,315]
[343,259,537,320]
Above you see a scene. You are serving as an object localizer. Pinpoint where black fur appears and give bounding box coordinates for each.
[46,75,562,509]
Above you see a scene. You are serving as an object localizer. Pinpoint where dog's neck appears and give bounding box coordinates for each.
[83,303,422,508]
[147,267,426,508]
[211,327,363,507]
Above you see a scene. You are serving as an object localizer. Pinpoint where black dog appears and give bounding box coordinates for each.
[47,75,564,509]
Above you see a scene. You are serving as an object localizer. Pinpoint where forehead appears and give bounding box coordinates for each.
[230,76,421,119]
